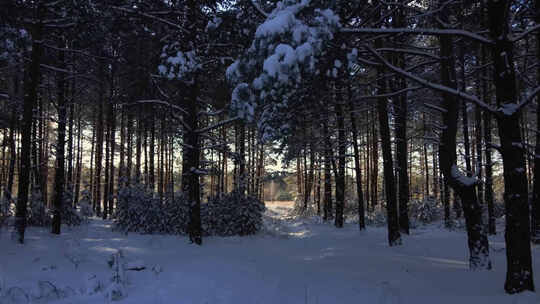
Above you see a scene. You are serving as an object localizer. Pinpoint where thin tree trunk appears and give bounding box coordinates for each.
[423,114,430,199]
[94,94,104,216]
[149,110,155,192]
[73,110,82,205]
[108,103,116,216]
[52,45,66,235]
[334,101,345,228]
[323,121,332,221]
[348,90,365,230]
[396,89,409,234]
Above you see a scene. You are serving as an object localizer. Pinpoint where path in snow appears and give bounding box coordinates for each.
[0,202,539,304]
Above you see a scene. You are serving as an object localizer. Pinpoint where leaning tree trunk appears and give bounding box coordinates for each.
[16,14,43,243]
[438,15,491,270]
[487,0,534,293]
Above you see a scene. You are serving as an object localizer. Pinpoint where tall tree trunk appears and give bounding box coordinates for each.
[323,121,333,221]
[16,13,43,243]
[103,102,110,219]
[396,90,409,234]
[475,106,483,213]
[438,8,491,270]
[135,112,142,183]
[484,109,495,235]
[334,101,345,228]
[5,109,16,205]
[184,81,202,245]
[149,110,155,192]
[118,106,125,187]
[376,39,401,245]
[443,177,451,228]
[159,120,165,201]
[108,103,116,216]
[488,0,534,293]
[73,110,82,205]
[52,45,66,235]
[89,114,95,208]
[94,95,104,216]
[530,0,540,243]
[66,102,74,198]
[348,91,365,230]
[432,146,439,201]
[371,112,379,210]
[423,114,429,199]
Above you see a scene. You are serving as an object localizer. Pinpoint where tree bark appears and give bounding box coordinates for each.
[487,0,534,293]
[52,44,66,235]
[375,39,401,245]
[530,0,540,243]
[16,11,43,243]
[184,80,202,245]
[438,12,491,270]
[323,121,333,221]
[348,92,365,230]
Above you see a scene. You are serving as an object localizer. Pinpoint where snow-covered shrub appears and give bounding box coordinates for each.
[61,203,82,227]
[493,200,505,218]
[160,192,190,234]
[114,183,162,234]
[365,207,387,227]
[78,189,94,219]
[0,198,10,229]
[409,197,441,226]
[27,190,50,227]
[58,191,82,227]
[115,184,265,236]
[343,199,359,215]
[203,191,266,236]
[85,274,103,295]
[275,190,293,201]
[290,199,318,217]
[3,287,29,304]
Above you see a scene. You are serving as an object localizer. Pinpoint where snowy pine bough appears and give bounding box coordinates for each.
[226,0,347,141]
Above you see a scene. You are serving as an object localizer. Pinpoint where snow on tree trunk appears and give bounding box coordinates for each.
[438,15,491,270]
[487,0,534,293]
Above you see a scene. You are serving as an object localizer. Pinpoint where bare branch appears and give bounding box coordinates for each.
[364,44,496,114]
[342,28,493,45]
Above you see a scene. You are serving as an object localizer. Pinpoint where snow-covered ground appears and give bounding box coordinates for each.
[1,202,539,304]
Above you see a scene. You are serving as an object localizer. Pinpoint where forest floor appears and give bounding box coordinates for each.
[1,202,540,304]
